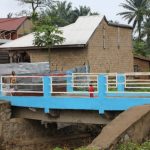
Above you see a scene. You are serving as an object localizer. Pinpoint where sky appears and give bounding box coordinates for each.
[0,0,128,24]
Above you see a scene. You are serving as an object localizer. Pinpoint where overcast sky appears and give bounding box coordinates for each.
[0,0,128,24]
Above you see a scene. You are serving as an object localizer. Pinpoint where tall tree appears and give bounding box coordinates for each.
[72,6,99,23]
[143,17,150,48]
[16,0,54,21]
[42,1,99,27]
[144,2,150,48]
[7,13,13,18]
[43,1,74,27]
[118,0,149,41]
[34,16,64,66]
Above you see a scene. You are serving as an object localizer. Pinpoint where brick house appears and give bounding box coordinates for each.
[134,55,150,72]
[0,15,133,73]
[0,17,32,64]
[0,16,32,40]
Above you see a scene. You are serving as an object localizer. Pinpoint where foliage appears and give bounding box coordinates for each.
[52,147,98,150]
[143,17,150,48]
[43,1,74,27]
[71,6,99,24]
[16,0,54,21]
[118,0,149,41]
[117,141,150,150]
[53,147,63,150]
[16,0,99,26]
[34,16,64,47]
[42,0,99,27]
[133,39,147,55]
[33,15,64,64]
[52,141,150,150]
[75,147,98,150]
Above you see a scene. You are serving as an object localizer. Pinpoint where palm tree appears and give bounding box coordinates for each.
[43,1,99,27]
[143,17,150,48]
[118,0,149,41]
[72,6,99,23]
[44,1,74,27]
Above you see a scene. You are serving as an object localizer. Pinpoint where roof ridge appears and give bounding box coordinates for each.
[0,17,27,24]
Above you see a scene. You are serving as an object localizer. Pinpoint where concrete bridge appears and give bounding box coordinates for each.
[0,72,150,149]
[0,72,150,124]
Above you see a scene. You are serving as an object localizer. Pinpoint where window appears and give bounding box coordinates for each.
[11,51,31,63]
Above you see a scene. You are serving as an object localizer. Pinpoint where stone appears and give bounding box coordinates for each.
[124,134,130,141]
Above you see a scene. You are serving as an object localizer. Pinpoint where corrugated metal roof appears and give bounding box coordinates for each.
[0,39,12,44]
[134,55,150,62]
[0,17,28,31]
[0,15,104,49]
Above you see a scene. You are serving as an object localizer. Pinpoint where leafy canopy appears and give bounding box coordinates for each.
[118,0,149,40]
[42,1,99,27]
[33,16,64,48]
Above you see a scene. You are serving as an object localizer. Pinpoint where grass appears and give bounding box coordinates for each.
[52,141,150,150]
[116,141,150,150]
[53,147,98,150]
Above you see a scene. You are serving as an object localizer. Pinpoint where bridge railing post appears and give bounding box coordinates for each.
[66,71,73,93]
[98,74,107,98]
[43,76,51,97]
[117,74,125,92]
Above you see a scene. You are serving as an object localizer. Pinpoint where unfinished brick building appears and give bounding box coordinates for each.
[134,55,150,72]
[0,15,133,73]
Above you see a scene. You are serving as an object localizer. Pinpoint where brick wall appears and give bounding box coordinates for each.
[87,19,133,73]
[29,50,49,63]
[29,19,133,73]
[50,47,88,71]
[134,57,150,72]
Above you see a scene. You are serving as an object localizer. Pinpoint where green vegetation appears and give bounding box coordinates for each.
[117,141,150,150]
[16,0,99,27]
[33,15,64,65]
[118,0,150,56]
[53,147,98,150]
[52,141,150,150]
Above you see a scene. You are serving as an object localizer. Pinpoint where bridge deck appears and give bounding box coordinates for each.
[0,73,150,114]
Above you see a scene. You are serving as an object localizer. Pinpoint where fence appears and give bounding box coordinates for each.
[1,72,150,97]
[0,73,150,114]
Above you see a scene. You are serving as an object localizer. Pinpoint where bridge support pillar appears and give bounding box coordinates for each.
[117,74,125,92]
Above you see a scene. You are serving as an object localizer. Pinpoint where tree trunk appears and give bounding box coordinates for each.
[138,21,142,41]
[48,47,51,71]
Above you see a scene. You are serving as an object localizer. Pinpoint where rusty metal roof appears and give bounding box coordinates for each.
[0,17,28,31]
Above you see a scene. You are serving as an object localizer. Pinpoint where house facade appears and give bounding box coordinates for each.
[0,15,133,73]
[50,18,133,72]
[134,55,150,72]
[0,17,32,40]
[0,17,32,64]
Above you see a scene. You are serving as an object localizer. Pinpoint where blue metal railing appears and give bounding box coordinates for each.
[0,73,149,114]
